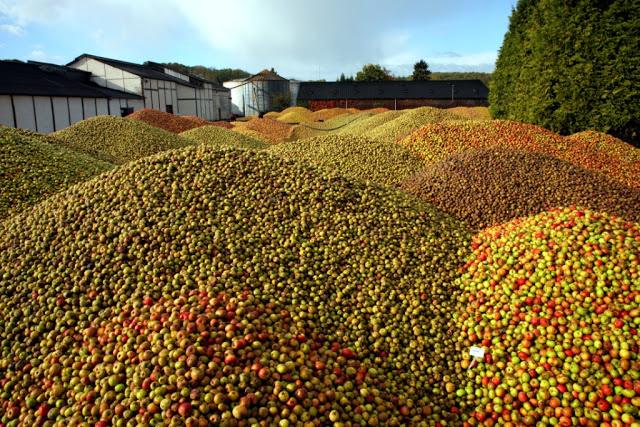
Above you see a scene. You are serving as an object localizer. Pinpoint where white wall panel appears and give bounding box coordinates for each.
[82,98,97,119]
[109,99,121,116]
[129,99,145,111]
[13,96,37,131]
[34,96,54,134]
[68,98,84,125]
[52,97,70,130]
[0,96,15,127]
[178,100,196,116]
[176,84,193,98]
[96,99,109,116]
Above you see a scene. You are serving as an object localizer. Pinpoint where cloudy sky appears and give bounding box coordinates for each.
[0,0,515,81]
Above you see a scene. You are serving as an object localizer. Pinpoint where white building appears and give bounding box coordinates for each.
[0,61,143,133]
[68,54,230,121]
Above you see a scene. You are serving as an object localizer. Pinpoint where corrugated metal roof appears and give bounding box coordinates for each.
[145,61,229,91]
[69,54,200,88]
[296,80,489,100]
[0,61,143,99]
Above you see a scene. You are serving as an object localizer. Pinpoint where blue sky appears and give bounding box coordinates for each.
[0,0,516,81]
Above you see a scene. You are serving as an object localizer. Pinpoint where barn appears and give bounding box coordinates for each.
[0,61,143,133]
[67,54,230,121]
[296,80,489,111]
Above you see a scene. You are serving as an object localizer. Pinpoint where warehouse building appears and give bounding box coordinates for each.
[0,61,143,133]
[67,54,230,121]
[296,80,489,111]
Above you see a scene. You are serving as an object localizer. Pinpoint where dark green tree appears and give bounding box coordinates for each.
[490,0,640,146]
[411,60,431,80]
[338,73,355,82]
[355,64,394,82]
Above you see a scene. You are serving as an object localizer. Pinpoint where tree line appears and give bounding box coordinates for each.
[490,0,639,146]
[337,61,491,86]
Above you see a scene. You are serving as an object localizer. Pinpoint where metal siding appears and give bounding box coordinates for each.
[68,98,84,124]
[83,98,97,118]
[176,83,193,98]
[152,90,159,111]
[34,96,54,134]
[52,97,71,130]
[14,96,37,131]
[0,95,15,127]
[96,99,109,116]
[178,100,196,116]
[159,83,167,112]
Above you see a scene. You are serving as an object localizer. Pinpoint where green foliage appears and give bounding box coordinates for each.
[355,64,394,82]
[338,73,355,82]
[295,99,309,108]
[431,72,491,87]
[272,92,292,112]
[412,60,432,81]
[490,0,640,147]
[160,62,250,85]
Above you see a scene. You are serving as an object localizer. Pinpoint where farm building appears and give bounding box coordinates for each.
[223,70,290,117]
[296,80,489,111]
[0,61,143,133]
[67,54,231,121]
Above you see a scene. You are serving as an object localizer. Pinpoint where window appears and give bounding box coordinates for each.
[120,107,134,117]
[166,105,173,114]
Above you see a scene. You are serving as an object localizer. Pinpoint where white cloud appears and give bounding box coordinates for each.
[0,0,74,25]
[0,24,25,35]
[26,49,47,60]
[174,0,465,79]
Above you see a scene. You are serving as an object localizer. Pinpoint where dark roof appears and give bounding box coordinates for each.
[296,80,489,100]
[68,54,198,88]
[145,61,228,91]
[0,61,143,99]
[249,69,288,82]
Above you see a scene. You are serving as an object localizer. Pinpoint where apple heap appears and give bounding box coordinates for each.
[180,126,269,151]
[269,134,426,187]
[399,147,640,229]
[0,146,473,426]
[53,116,197,165]
[232,119,292,145]
[365,106,468,142]
[0,127,114,221]
[564,131,640,189]
[453,207,640,426]
[126,109,231,134]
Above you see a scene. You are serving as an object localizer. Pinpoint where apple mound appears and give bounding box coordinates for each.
[365,107,470,142]
[0,147,473,426]
[445,107,492,121]
[453,207,640,426]
[180,126,269,151]
[399,147,640,229]
[565,131,640,189]
[287,112,376,142]
[399,120,640,189]
[268,134,426,187]
[313,108,351,122]
[126,109,231,134]
[232,119,292,144]
[0,127,114,220]
[53,116,197,164]
[335,110,405,137]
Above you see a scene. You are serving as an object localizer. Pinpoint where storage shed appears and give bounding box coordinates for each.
[224,70,290,117]
[67,54,230,121]
[296,80,489,111]
[0,61,143,133]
